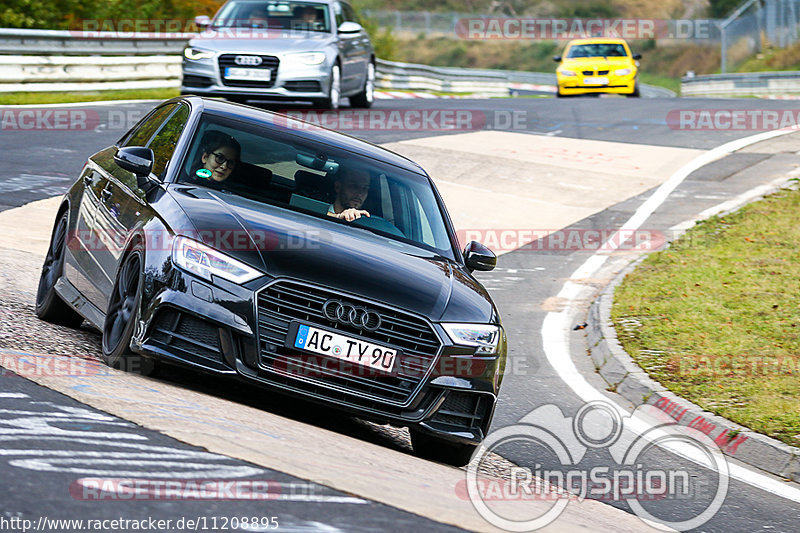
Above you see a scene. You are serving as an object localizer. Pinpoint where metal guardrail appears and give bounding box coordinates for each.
[682,71,800,97]
[375,59,508,95]
[0,28,674,97]
[0,28,190,55]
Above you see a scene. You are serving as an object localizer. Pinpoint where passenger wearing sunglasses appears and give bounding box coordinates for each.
[194,130,241,183]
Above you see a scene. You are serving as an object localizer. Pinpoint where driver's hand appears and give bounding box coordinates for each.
[338,208,369,222]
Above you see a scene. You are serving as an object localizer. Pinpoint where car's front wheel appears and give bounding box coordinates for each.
[101,243,156,375]
[350,61,375,108]
[410,428,478,467]
[35,212,84,328]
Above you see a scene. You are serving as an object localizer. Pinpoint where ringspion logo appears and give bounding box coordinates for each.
[463,401,729,531]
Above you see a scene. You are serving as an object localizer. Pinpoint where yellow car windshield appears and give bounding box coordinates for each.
[567,44,627,58]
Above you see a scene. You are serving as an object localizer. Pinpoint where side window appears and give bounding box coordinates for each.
[341,2,359,23]
[123,104,176,147]
[149,104,190,178]
[332,2,344,27]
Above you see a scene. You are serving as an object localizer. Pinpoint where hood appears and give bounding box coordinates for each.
[169,186,495,323]
[189,32,336,54]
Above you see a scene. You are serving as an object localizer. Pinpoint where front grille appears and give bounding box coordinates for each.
[182,74,213,88]
[284,80,322,92]
[582,70,594,75]
[597,70,609,75]
[218,54,279,88]
[256,280,441,407]
[431,391,490,430]
[149,309,223,363]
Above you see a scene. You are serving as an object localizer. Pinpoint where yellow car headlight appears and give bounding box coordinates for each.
[614,68,633,76]
[559,69,577,77]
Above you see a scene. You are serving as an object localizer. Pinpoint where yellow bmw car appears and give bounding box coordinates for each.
[553,38,641,97]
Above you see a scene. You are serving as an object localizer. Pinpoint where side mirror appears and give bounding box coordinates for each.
[194,15,211,30]
[553,55,562,62]
[463,241,496,272]
[338,21,362,34]
[632,53,642,60]
[115,147,155,189]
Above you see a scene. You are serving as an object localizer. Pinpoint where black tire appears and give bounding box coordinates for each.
[350,61,375,108]
[35,212,84,328]
[410,429,478,467]
[101,243,157,375]
[628,84,640,97]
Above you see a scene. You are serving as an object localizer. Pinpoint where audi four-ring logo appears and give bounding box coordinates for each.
[322,300,382,331]
[234,55,263,66]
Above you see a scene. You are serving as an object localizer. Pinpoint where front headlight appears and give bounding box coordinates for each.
[184,47,215,60]
[172,236,262,284]
[559,69,577,77]
[442,323,501,355]
[286,52,326,65]
[615,68,633,76]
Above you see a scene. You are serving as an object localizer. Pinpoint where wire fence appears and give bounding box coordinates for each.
[720,0,800,72]
[365,2,800,73]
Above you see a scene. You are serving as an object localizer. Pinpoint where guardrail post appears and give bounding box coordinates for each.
[721,25,727,73]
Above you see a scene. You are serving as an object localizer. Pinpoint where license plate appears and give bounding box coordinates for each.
[293,324,397,372]
[583,77,609,85]
[224,67,271,81]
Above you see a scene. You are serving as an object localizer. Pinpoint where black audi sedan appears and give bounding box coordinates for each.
[35,96,506,465]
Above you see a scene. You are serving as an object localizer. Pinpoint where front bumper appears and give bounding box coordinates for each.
[133,266,503,445]
[182,54,331,101]
[557,74,637,95]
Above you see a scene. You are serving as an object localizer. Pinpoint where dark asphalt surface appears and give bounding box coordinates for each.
[0,372,467,533]
[2,96,800,532]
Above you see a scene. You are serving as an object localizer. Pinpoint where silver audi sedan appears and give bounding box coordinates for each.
[181,0,375,109]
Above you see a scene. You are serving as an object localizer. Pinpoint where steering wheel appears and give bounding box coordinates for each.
[351,215,404,237]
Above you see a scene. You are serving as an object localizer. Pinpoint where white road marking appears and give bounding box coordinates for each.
[0,400,263,479]
[0,393,28,398]
[541,126,800,503]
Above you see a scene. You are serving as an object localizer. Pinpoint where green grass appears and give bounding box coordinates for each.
[612,185,800,446]
[0,88,179,105]
[637,72,681,94]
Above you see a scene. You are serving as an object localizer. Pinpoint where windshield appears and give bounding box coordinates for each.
[177,113,456,260]
[566,43,628,58]
[213,0,331,32]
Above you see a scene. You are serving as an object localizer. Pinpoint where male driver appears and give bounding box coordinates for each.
[328,168,370,221]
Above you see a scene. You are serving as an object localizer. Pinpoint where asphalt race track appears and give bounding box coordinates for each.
[1,96,800,532]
